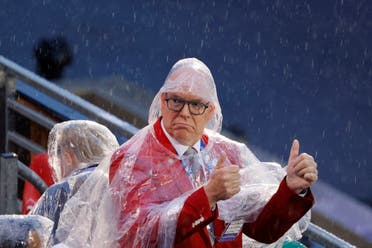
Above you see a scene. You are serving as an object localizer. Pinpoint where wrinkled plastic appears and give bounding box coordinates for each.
[48,120,119,182]
[51,58,311,247]
[148,57,223,133]
[53,130,310,247]
[53,154,120,247]
[30,164,99,245]
[0,215,53,248]
[30,120,119,246]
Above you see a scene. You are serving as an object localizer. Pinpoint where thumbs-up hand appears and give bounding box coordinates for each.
[204,154,241,208]
[286,139,318,194]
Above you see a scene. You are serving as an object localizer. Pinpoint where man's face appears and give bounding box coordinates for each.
[161,92,215,146]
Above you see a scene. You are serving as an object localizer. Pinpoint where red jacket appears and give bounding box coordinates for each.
[109,118,314,247]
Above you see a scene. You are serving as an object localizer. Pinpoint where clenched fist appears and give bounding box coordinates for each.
[204,154,241,208]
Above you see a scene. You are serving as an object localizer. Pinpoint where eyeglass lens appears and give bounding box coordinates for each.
[166,98,208,115]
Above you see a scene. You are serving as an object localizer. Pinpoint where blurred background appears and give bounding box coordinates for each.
[1,0,371,239]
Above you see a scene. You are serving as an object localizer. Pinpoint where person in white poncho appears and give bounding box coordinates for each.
[30,120,119,246]
[54,58,318,248]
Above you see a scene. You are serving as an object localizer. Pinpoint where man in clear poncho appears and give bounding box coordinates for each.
[30,120,119,245]
[54,58,318,248]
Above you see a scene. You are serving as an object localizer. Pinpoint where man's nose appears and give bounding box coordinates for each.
[179,103,191,116]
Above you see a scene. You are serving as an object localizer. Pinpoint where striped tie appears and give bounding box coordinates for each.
[183,147,205,188]
[184,147,214,244]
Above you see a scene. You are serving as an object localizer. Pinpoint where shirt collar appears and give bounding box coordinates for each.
[161,119,201,156]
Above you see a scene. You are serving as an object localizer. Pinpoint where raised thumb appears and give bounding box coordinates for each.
[215,154,226,170]
[288,139,300,162]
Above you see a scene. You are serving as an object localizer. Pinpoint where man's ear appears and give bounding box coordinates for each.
[63,151,74,166]
[160,93,167,113]
[206,104,215,121]
[160,92,166,100]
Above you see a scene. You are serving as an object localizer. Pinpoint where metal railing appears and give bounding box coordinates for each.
[0,153,47,214]
[0,54,139,215]
[302,223,356,248]
[0,55,138,146]
[0,55,357,247]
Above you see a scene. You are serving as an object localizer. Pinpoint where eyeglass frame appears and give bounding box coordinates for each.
[164,95,210,115]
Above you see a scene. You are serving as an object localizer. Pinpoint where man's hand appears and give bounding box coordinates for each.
[286,139,318,194]
[204,154,241,208]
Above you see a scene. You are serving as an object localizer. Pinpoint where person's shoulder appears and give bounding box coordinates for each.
[45,179,70,195]
[71,164,97,176]
[112,126,153,158]
[205,129,242,145]
[110,145,127,164]
[34,180,70,211]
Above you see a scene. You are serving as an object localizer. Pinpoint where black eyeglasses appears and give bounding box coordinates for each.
[165,97,209,115]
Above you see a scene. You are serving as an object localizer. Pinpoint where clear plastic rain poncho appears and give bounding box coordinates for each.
[30,120,119,246]
[53,58,311,248]
[0,215,53,248]
[47,120,120,182]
